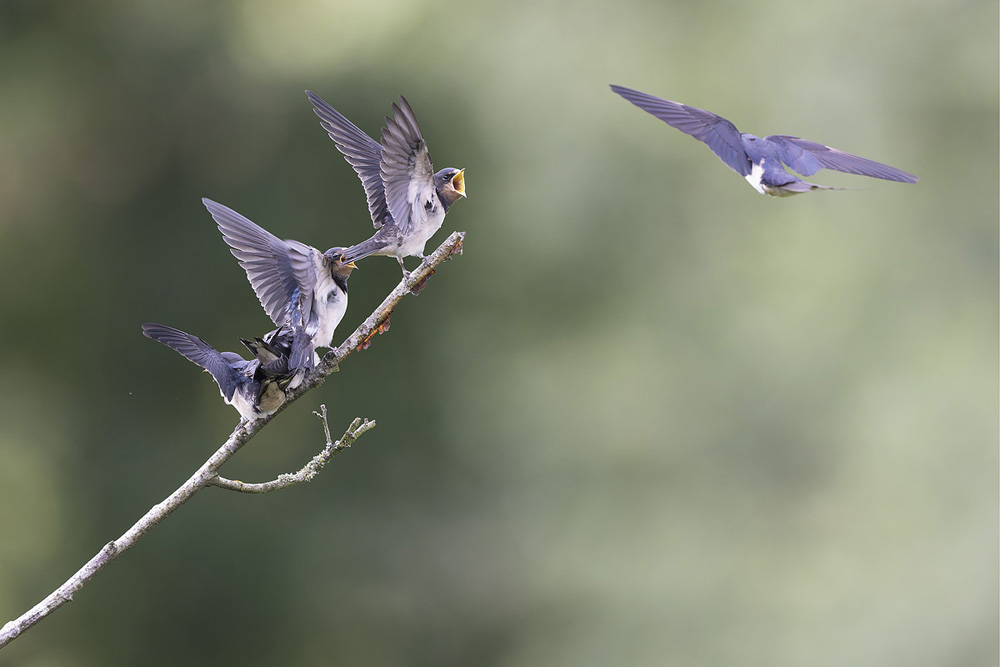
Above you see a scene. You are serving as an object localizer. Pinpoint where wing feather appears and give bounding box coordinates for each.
[766,135,918,182]
[202,198,317,327]
[610,85,750,176]
[380,96,434,237]
[142,324,240,401]
[306,91,391,229]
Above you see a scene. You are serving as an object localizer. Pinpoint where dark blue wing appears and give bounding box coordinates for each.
[765,135,918,182]
[306,90,392,230]
[202,198,317,327]
[610,85,750,176]
[142,323,241,401]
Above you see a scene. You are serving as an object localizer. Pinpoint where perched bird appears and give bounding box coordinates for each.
[610,84,918,196]
[202,198,357,376]
[306,90,466,274]
[142,323,291,422]
[240,325,302,385]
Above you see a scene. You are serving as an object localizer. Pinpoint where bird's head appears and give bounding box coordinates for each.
[434,168,466,210]
[326,248,358,279]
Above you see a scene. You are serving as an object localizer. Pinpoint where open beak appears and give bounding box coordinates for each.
[347,261,358,270]
[451,169,466,198]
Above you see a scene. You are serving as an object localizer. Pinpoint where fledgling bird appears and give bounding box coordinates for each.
[240,323,328,390]
[306,90,466,275]
[202,198,357,377]
[610,84,918,196]
[240,325,300,382]
[142,323,291,422]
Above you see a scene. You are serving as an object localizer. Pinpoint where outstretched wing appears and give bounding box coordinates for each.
[765,135,918,182]
[610,84,750,176]
[380,96,435,237]
[202,198,317,327]
[306,90,392,229]
[142,323,240,401]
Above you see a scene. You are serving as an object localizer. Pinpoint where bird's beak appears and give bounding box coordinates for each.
[347,261,358,270]
[451,169,466,197]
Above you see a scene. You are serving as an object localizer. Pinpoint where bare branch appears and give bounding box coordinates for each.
[210,410,376,493]
[0,231,465,650]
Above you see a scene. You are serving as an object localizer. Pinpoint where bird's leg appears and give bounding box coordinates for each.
[396,256,409,278]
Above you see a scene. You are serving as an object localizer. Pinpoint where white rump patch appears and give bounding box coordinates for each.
[744,161,766,194]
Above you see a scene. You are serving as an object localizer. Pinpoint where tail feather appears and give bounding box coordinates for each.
[244,325,315,391]
[241,335,282,366]
[765,179,844,197]
[342,237,388,264]
[795,179,842,193]
[288,327,316,374]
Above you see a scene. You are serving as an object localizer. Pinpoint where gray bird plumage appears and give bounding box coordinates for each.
[306,91,466,274]
[202,198,356,376]
[142,323,291,421]
[610,84,918,196]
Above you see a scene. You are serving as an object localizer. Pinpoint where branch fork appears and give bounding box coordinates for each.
[0,231,465,650]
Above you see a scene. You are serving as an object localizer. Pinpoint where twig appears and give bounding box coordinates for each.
[0,231,465,650]
[210,410,376,493]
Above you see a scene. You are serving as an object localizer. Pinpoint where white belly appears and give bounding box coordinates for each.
[230,388,260,422]
[309,276,348,349]
[394,205,446,259]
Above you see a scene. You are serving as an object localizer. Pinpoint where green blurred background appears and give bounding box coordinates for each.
[0,1,996,665]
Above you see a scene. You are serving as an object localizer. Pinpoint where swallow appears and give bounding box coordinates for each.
[142,323,291,422]
[610,84,918,196]
[202,198,357,376]
[306,91,466,275]
[240,325,303,385]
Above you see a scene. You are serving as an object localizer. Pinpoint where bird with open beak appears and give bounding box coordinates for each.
[306,91,466,275]
[202,198,357,382]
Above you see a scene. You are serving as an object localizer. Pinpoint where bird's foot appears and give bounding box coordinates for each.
[398,259,423,294]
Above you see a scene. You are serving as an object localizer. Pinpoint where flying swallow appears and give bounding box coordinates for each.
[610,84,918,196]
[202,198,357,375]
[142,323,291,422]
[306,91,466,275]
